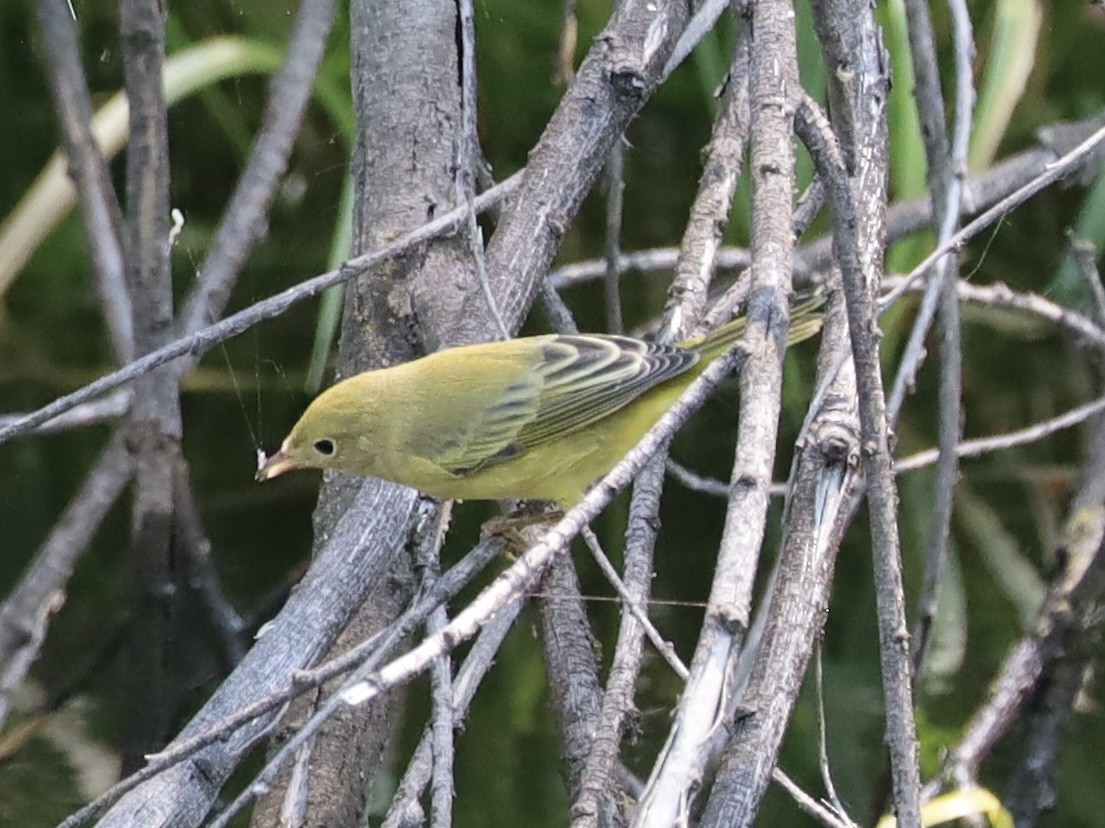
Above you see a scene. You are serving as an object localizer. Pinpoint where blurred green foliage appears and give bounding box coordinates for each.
[1,1,1104,826]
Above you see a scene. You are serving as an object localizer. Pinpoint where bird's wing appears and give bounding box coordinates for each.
[432,335,697,477]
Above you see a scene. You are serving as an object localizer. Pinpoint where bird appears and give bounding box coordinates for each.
[256,292,824,505]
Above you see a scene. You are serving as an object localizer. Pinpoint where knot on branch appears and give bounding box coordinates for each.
[732,472,762,492]
[712,606,748,637]
[808,418,860,468]
[599,3,669,99]
[569,802,598,822]
[190,753,220,786]
[608,64,648,99]
[545,212,570,241]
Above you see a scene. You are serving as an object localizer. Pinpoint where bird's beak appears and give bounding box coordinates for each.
[256,448,298,482]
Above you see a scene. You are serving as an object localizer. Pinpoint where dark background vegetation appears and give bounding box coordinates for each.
[1,1,1104,825]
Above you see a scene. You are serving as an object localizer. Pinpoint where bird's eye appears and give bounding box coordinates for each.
[313,438,336,456]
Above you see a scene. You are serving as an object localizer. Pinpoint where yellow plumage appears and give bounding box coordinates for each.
[256,293,824,505]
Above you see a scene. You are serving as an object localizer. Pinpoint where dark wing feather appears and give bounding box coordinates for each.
[435,335,697,477]
[433,371,543,475]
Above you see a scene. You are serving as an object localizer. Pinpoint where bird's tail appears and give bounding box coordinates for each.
[689,286,827,362]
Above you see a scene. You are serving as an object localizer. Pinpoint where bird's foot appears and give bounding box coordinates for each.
[481,505,563,556]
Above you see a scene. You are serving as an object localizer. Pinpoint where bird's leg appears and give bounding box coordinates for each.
[480,501,564,556]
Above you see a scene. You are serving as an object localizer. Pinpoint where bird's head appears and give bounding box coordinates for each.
[255,384,373,482]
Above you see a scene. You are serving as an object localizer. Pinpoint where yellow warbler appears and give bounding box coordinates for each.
[256,293,824,505]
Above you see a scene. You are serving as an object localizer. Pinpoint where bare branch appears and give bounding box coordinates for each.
[119,0,181,770]
[941,488,1105,796]
[33,0,131,364]
[604,139,627,334]
[661,0,733,80]
[772,767,858,828]
[455,0,506,342]
[416,503,456,828]
[485,0,691,328]
[174,465,248,668]
[87,481,421,828]
[898,396,1105,474]
[897,0,974,685]
[641,0,804,818]
[0,175,522,445]
[797,0,923,812]
[883,120,1105,311]
[0,390,131,435]
[665,19,751,340]
[0,429,133,729]
[582,527,686,678]
[537,551,608,805]
[571,459,669,828]
[178,0,338,338]
[382,594,526,827]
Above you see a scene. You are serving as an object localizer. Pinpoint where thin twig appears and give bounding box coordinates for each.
[550,246,752,291]
[174,465,248,668]
[814,645,848,818]
[581,528,687,678]
[640,0,803,818]
[177,0,338,338]
[603,0,627,338]
[882,120,1105,312]
[793,178,826,239]
[0,174,523,446]
[0,429,134,729]
[665,457,730,496]
[884,276,1105,350]
[1071,238,1105,332]
[416,502,455,828]
[455,0,507,341]
[34,0,131,363]
[604,138,626,334]
[896,395,1105,473]
[665,18,751,340]
[0,390,132,435]
[540,279,582,335]
[661,0,733,81]
[771,767,857,828]
[571,456,667,828]
[796,78,922,826]
[673,393,1105,484]
[382,595,526,827]
[897,0,974,684]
